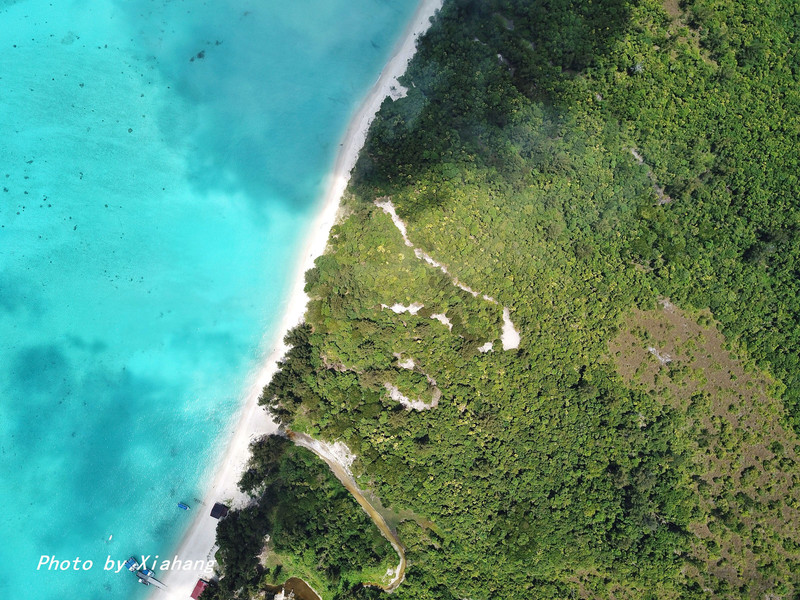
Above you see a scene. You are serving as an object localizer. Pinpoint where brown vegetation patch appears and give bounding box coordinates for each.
[609,301,800,597]
[662,0,683,20]
[656,0,718,67]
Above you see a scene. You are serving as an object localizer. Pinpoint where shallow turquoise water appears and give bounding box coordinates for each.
[0,1,417,597]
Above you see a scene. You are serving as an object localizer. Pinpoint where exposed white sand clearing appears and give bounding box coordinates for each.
[375,197,521,351]
[394,353,416,369]
[291,433,357,475]
[375,199,484,297]
[151,2,443,598]
[501,307,520,350]
[382,302,425,315]
[384,382,440,410]
[430,312,452,330]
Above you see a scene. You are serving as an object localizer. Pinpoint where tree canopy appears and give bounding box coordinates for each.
[214,0,800,597]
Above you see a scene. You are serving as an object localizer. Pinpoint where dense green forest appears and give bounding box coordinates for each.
[213,0,800,598]
[201,437,395,599]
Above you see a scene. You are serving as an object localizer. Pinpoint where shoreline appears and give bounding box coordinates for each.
[151,1,442,597]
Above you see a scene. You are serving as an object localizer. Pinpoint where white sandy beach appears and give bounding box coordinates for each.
[151,1,443,598]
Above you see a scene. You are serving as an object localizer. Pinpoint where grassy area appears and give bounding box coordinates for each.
[262,550,332,600]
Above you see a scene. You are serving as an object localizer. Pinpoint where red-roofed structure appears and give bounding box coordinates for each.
[191,578,209,599]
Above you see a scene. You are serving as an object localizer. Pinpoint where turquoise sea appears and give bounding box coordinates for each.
[0,1,417,598]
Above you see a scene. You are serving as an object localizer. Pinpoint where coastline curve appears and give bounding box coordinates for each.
[150,1,443,597]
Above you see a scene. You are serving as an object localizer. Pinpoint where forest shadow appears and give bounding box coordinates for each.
[354,0,638,199]
[484,0,637,96]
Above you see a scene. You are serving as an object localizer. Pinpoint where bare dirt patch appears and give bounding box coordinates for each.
[663,0,683,19]
[609,301,800,597]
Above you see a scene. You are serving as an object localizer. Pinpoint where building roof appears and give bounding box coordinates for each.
[210,502,229,519]
[191,578,209,599]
